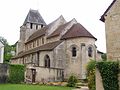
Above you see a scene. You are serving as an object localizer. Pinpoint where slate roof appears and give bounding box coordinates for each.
[61,23,97,40]
[26,15,66,43]
[12,40,62,59]
[47,21,70,38]
[23,9,46,25]
[100,0,116,22]
[26,27,47,43]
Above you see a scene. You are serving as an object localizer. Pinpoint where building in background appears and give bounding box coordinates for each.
[0,41,4,63]
[100,0,120,60]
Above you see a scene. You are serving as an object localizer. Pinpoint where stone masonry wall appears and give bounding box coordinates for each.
[0,64,9,83]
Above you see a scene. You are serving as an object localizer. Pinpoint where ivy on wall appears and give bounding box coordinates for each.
[8,64,25,83]
[96,61,119,90]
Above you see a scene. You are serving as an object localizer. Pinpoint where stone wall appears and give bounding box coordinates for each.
[105,0,120,60]
[104,0,120,89]
[0,64,9,83]
[96,69,104,90]
[64,37,96,79]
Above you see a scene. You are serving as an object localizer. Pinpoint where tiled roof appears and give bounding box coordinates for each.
[12,41,62,59]
[26,15,66,43]
[47,21,70,38]
[26,27,47,43]
[100,0,116,22]
[61,23,97,40]
[23,9,46,25]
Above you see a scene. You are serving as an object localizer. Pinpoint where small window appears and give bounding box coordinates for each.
[44,55,50,68]
[30,23,33,29]
[88,47,93,57]
[37,39,39,46]
[72,47,77,57]
[42,37,44,44]
[36,25,38,29]
[41,24,43,28]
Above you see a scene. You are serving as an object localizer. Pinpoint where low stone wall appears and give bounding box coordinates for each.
[96,69,104,90]
[0,63,9,83]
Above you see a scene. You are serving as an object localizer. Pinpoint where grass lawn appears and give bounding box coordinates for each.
[0,84,73,90]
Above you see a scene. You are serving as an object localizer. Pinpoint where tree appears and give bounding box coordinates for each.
[0,36,14,63]
[101,53,107,61]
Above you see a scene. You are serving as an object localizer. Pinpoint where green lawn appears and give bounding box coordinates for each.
[0,84,73,90]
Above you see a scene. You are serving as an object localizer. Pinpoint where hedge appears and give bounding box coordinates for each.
[96,61,119,90]
[86,60,96,90]
[8,64,25,83]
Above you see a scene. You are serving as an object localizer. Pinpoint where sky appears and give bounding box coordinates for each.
[0,0,113,52]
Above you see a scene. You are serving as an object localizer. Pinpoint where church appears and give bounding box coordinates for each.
[11,9,101,83]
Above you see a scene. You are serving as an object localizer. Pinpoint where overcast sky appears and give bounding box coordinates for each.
[0,0,113,52]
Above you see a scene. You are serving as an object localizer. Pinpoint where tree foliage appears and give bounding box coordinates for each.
[0,36,15,63]
[86,60,96,90]
[101,53,107,61]
[67,74,78,87]
[96,61,119,90]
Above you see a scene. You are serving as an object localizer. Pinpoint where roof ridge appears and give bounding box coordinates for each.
[100,0,116,22]
[23,9,46,25]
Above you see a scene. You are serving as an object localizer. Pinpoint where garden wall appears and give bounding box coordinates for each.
[96,69,104,90]
[0,63,9,83]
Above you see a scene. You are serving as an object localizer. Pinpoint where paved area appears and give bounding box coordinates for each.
[72,86,89,90]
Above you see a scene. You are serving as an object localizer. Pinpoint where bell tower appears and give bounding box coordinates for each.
[16,9,46,54]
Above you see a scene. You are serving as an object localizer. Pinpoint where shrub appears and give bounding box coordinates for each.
[96,61,119,90]
[86,60,96,90]
[8,64,25,83]
[67,74,78,87]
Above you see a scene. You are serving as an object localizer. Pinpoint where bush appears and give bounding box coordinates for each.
[8,64,25,83]
[86,60,96,90]
[67,74,78,87]
[96,61,119,90]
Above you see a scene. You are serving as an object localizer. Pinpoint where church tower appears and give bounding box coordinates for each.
[16,9,46,54]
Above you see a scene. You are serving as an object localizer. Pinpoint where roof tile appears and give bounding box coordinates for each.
[61,23,97,40]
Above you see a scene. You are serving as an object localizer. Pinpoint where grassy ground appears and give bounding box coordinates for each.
[0,84,73,90]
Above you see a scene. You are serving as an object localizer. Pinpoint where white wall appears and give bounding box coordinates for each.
[0,42,4,63]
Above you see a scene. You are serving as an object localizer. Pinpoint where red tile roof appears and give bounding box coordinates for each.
[61,23,97,40]
[100,0,116,22]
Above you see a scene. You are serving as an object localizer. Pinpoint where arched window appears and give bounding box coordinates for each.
[72,47,77,57]
[88,47,93,57]
[44,55,50,68]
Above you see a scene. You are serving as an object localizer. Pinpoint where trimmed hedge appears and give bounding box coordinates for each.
[86,60,96,90]
[96,61,119,90]
[8,64,25,83]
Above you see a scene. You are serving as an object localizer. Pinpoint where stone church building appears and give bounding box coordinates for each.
[11,9,100,83]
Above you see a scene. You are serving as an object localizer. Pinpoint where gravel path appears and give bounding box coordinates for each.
[72,86,89,90]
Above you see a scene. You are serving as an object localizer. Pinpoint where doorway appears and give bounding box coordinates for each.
[31,69,36,83]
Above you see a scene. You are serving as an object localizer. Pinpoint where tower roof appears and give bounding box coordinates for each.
[23,9,46,25]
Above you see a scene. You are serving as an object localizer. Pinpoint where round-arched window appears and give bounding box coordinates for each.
[72,47,77,57]
[88,47,93,57]
[44,55,50,68]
